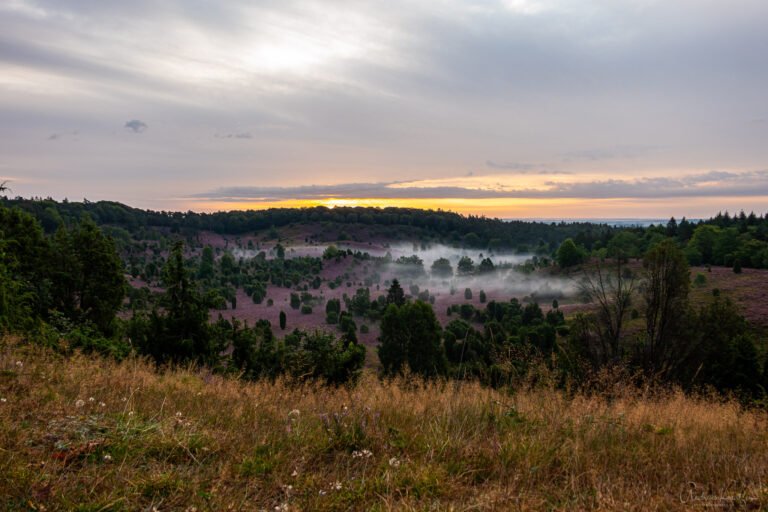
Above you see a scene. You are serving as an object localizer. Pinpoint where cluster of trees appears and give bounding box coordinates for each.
[377,279,567,385]
[0,206,366,384]
[126,242,367,383]
[571,239,768,399]
[0,206,125,338]
[556,212,768,271]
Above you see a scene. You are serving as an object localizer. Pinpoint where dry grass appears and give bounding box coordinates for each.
[1,338,767,511]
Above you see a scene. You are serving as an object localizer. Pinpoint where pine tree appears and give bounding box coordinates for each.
[386,279,405,306]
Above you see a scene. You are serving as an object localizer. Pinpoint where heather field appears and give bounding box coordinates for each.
[2,338,767,511]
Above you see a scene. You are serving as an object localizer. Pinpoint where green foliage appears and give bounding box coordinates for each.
[430,257,453,278]
[642,239,690,373]
[323,245,342,260]
[556,238,586,268]
[386,279,405,307]
[457,256,474,275]
[478,257,495,273]
[347,287,371,316]
[132,242,214,365]
[378,301,446,378]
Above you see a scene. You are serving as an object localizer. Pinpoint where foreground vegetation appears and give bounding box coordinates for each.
[2,338,767,511]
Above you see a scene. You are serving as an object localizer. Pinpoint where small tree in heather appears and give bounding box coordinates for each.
[386,279,406,306]
[556,238,585,268]
[464,288,473,300]
[430,257,453,278]
[279,310,286,330]
[457,256,474,275]
[378,301,446,378]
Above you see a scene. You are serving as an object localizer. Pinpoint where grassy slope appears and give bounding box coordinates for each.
[1,338,767,511]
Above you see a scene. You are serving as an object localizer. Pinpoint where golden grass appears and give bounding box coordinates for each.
[1,337,767,511]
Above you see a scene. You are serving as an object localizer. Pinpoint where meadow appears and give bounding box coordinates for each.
[2,337,766,511]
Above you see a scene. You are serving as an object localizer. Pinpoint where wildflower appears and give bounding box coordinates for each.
[15,360,22,367]
[175,411,183,417]
[103,454,112,462]
[99,402,106,408]
[332,481,342,491]
[318,490,326,496]
[75,399,85,408]
[288,409,300,417]
[121,397,127,402]
[0,398,6,403]
[291,469,298,477]
[388,457,401,467]
[88,397,95,403]
[128,411,135,416]
[352,449,373,459]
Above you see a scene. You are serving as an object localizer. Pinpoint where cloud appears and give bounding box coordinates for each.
[124,120,147,133]
[215,132,253,139]
[560,145,657,162]
[194,170,768,202]
[46,130,78,141]
[485,161,567,174]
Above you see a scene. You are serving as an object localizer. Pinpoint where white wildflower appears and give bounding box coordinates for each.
[0,398,6,403]
[99,402,106,408]
[103,454,112,462]
[128,411,135,416]
[15,360,22,367]
[332,481,342,491]
[352,449,373,459]
[75,399,85,408]
[175,411,183,417]
[318,490,326,496]
[291,470,298,477]
[288,409,300,417]
[388,457,401,467]
[88,397,95,403]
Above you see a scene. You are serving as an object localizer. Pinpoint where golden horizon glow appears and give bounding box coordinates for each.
[180,195,768,219]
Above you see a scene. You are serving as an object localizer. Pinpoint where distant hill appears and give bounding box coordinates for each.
[0,196,614,252]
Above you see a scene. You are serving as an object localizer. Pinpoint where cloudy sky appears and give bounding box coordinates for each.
[1,0,767,218]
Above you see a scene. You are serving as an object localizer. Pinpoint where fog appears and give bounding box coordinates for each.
[229,241,578,304]
[380,262,577,304]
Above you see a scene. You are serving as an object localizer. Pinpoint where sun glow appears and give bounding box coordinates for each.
[184,194,768,220]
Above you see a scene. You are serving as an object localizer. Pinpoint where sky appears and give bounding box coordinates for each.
[1,0,767,219]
